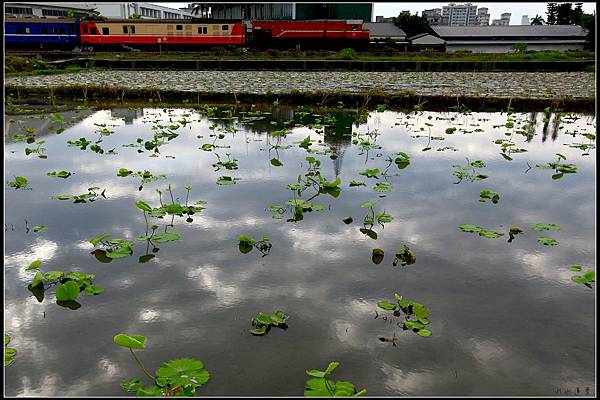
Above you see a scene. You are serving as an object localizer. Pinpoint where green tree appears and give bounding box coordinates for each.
[512,43,528,53]
[556,3,573,24]
[571,3,583,25]
[530,15,545,25]
[129,13,141,19]
[580,12,595,50]
[392,10,430,38]
[546,3,558,24]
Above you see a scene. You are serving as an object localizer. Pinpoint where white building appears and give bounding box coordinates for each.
[492,12,511,26]
[442,3,478,26]
[476,7,489,26]
[27,2,195,19]
[4,2,95,18]
[521,15,529,25]
[423,8,443,25]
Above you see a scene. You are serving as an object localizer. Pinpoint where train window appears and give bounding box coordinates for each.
[16,27,25,34]
[41,27,48,34]
[83,25,88,34]
[222,25,228,31]
[91,27,97,35]
[197,27,202,34]
[103,27,109,35]
[351,25,358,31]
[203,27,207,34]
[123,25,128,34]
[25,27,31,34]
[59,27,66,34]
[176,25,183,30]
[130,26,135,34]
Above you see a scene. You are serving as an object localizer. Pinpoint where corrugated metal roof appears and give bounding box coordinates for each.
[363,22,406,38]
[431,25,586,38]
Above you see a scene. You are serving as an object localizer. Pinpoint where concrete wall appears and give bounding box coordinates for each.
[446,42,586,53]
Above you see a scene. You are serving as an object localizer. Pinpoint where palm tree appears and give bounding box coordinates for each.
[530,15,545,25]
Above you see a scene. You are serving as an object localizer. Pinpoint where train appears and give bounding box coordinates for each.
[4,17,370,50]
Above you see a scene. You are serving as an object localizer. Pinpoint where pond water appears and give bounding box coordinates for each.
[4,103,596,396]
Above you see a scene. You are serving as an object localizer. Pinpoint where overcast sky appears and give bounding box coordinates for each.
[155,2,596,23]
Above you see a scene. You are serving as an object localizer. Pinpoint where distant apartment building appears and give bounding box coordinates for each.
[442,3,478,26]
[492,12,511,26]
[375,15,394,23]
[476,7,490,26]
[521,15,529,25]
[422,8,443,25]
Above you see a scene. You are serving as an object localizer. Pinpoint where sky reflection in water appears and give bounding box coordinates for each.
[4,104,596,396]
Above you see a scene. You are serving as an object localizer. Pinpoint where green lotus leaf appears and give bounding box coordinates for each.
[55,281,81,301]
[30,271,44,288]
[26,259,42,270]
[90,234,112,247]
[377,300,397,311]
[537,236,559,246]
[121,378,143,393]
[478,229,504,238]
[249,326,268,336]
[114,334,146,350]
[135,200,152,212]
[458,224,482,233]
[533,223,560,231]
[43,271,64,282]
[155,358,209,389]
[152,232,180,243]
[136,385,164,396]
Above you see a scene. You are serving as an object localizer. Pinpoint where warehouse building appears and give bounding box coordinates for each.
[363,22,407,49]
[431,25,588,53]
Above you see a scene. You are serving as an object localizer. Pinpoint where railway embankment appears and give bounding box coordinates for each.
[5,70,595,111]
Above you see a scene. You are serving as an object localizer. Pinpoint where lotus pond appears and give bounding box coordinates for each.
[4,102,596,396]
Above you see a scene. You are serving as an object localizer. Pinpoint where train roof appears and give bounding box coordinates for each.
[252,19,365,23]
[80,18,243,24]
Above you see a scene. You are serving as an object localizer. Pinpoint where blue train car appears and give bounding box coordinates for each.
[4,18,80,49]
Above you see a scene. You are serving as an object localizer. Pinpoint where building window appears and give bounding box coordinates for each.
[176,25,183,30]
[103,27,109,35]
[42,9,68,17]
[222,25,228,31]
[6,7,33,15]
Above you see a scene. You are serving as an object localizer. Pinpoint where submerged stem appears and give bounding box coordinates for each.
[129,348,154,380]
